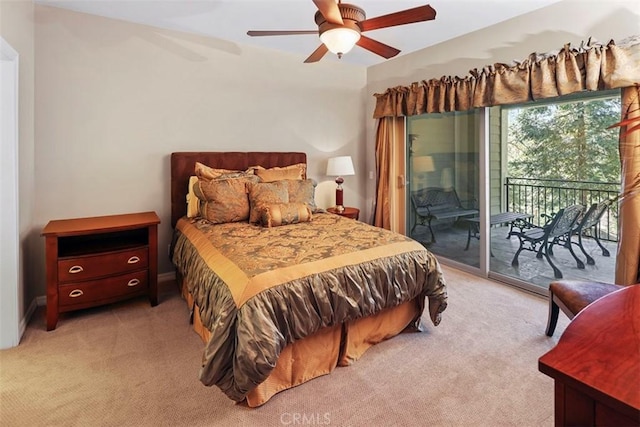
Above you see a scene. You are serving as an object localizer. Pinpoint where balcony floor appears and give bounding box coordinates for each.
[410,221,616,289]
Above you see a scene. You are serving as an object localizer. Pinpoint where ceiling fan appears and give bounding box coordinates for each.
[247,0,436,63]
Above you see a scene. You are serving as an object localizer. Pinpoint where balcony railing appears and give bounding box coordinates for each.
[504,177,620,241]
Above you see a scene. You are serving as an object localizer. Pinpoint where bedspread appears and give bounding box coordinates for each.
[171,212,447,402]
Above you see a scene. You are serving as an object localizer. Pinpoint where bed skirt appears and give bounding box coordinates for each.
[179,276,421,407]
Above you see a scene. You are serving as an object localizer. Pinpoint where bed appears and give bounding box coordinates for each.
[170,151,448,407]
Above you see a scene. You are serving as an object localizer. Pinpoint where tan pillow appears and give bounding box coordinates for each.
[194,162,241,181]
[259,203,313,228]
[247,181,289,224]
[194,175,259,224]
[252,163,307,183]
[186,176,200,218]
[286,179,318,212]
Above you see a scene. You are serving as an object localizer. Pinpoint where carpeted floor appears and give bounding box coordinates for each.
[0,265,568,426]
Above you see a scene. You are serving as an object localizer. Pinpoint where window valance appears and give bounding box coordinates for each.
[373,36,640,118]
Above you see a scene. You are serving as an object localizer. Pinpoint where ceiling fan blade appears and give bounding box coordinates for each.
[304,44,329,63]
[247,30,318,37]
[359,5,436,32]
[356,35,401,59]
[312,0,344,25]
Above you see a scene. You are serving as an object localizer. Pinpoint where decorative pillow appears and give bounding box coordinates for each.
[259,203,313,228]
[252,163,307,183]
[186,176,201,218]
[194,175,259,224]
[195,162,255,181]
[194,162,241,181]
[286,179,318,212]
[247,181,289,223]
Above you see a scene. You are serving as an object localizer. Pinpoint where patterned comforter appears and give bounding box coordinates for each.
[171,212,448,402]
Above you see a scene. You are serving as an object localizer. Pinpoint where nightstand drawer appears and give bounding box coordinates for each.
[58,270,148,309]
[58,247,148,282]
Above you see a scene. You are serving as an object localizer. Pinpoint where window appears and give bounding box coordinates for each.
[407,110,481,270]
[492,91,621,290]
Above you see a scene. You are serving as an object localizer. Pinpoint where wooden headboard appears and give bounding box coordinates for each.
[170,152,307,227]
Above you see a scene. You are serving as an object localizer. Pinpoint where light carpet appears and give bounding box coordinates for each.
[0,265,568,426]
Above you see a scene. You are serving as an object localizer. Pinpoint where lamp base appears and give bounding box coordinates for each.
[335,187,344,213]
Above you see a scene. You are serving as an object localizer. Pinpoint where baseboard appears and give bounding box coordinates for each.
[158,271,176,283]
[20,297,41,339]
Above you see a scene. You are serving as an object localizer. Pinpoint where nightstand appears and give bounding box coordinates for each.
[327,207,360,220]
[42,211,160,331]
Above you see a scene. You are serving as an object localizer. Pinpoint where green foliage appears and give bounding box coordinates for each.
[507,95,621,184]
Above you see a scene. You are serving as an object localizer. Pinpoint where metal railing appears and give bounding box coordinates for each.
[504,177,620,241]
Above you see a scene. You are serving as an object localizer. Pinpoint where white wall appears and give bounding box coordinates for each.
[364,0,640,211]
[33,5,367,297]
[16,0,640,318]
[0,0,35,339]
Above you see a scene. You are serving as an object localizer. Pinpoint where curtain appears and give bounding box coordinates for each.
[373,37,640,118]
[373,117,404,230]
[372,36,640,283]
[616,85,640,285]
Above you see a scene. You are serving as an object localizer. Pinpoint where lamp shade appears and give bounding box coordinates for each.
[412,156,435,173]
[320,28,360,56]
[326,156,355,177]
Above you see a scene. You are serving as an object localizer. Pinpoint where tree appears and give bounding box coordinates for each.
[507,96,621,184]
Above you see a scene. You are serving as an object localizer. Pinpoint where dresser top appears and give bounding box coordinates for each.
[42,212,160,237]
[539,285,640,416]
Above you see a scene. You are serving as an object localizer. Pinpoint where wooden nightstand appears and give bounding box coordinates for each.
[327,207,360,220]
[42,211,160,331]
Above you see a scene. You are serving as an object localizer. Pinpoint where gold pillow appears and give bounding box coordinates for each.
[260,203,313,228]
[286,179,318,212]
[247,181,289,224]
[194,162,240,180]
[194,175,259,224]
[186,176,200,218]
[252,163,307,183]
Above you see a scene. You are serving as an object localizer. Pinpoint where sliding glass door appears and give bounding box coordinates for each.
[406,91,620,294]
[488,92,620,291]
[407,110,481,269]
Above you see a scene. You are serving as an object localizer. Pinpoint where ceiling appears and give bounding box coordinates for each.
[35,0,564,66]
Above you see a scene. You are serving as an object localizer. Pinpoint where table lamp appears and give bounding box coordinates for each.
[412,155,434,189]
[440,167,454,191]
[326,156,355,213]
[412,155,434,173]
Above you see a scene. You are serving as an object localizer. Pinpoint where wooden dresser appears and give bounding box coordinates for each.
[42,212,160,331]
[539,285,640,426]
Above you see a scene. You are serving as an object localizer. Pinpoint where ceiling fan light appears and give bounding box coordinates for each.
[320,27,360,57]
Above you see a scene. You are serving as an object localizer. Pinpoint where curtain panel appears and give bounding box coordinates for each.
[373,117,404,230]
[616,85,640,285]
[373,36,640,118]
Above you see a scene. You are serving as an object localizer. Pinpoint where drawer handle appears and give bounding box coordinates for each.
[68,265,84,274]
[127,279,140,287]
[69,289,84,298]
[127,256,140,264]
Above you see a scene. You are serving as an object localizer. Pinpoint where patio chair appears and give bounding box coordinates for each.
[545,279,626,336]
[511,204,585,279]
[410,187,478,243]
[573,199,613,265]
